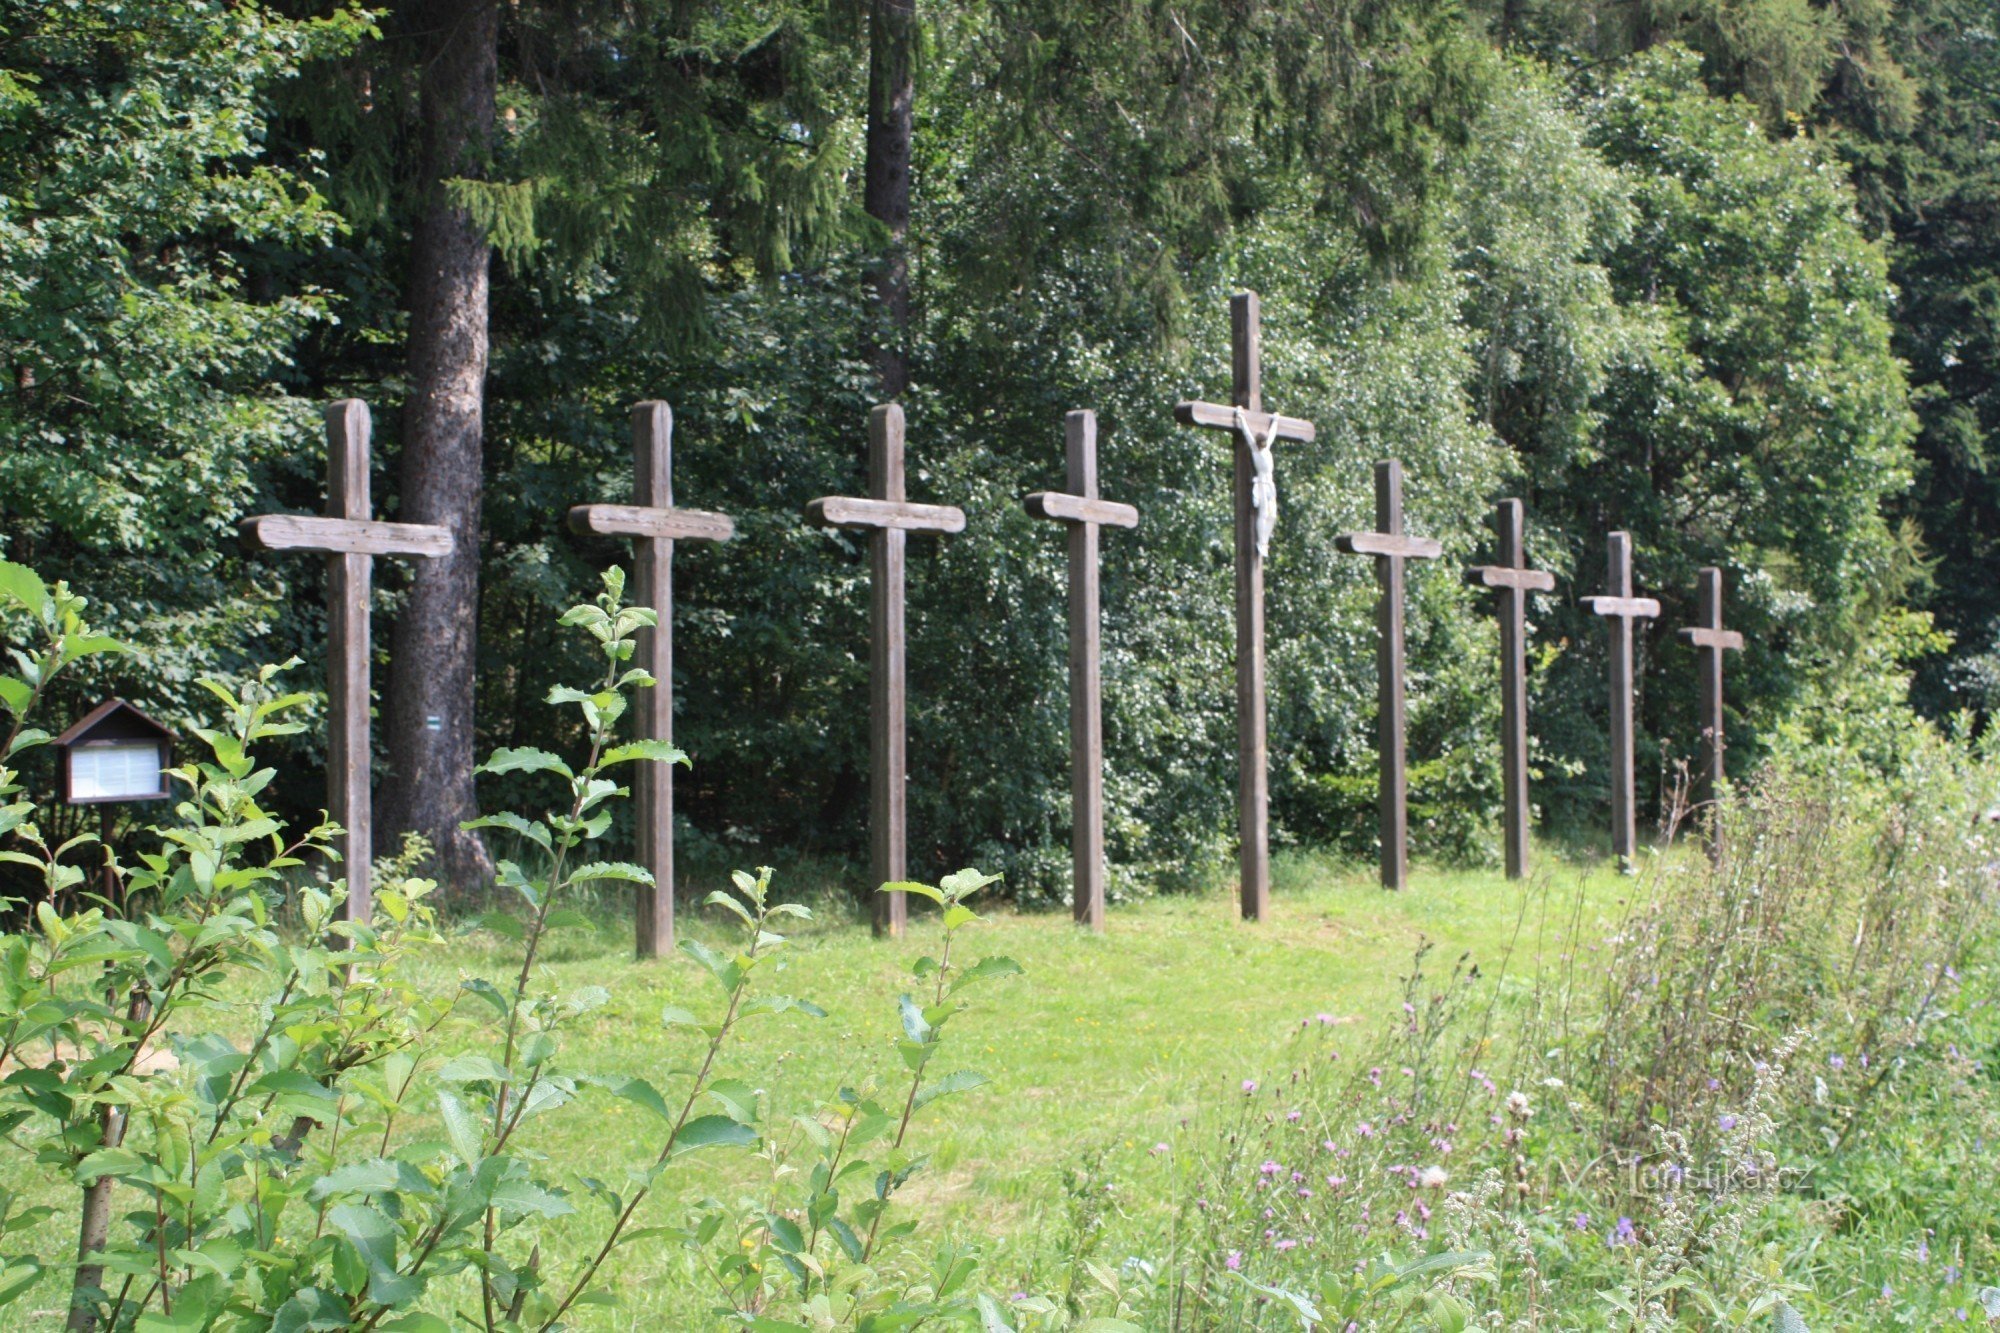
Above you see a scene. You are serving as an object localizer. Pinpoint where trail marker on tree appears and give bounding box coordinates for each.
[1677,566,1743,856]
[807,404,966,937]
[241,400,453,923]
[568,402,735,958]
[1582,531,1659,869]
[1463,498,1556,880]
[1175,291,1317,921]
[1025,410,1140,931]
[1336,460,1442,892]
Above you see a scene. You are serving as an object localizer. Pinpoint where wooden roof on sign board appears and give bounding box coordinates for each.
[54,698,175,747]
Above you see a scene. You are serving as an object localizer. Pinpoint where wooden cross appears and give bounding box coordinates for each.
[567,402,735,958]
[1174,292,1316,921]
[806,404,965,937]
[1677,566,1743,853]
[241,400,453,923]
[1024,410,1140,932]
[1463,499,1555,880]
[1335,460,1442,892]
[1582,531,1660,868]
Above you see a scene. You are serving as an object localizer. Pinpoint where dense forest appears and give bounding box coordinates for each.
[3,0,1994,902]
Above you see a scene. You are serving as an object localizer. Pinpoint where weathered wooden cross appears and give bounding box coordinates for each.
[806,404,966,937]
[1336,460,1442,892]
[1024,410,1140,931]
[567,401,735,958]
[1582,531,1660,868]
[1677,566,1743,853]
[1463,499,1555,880]
[1174,292,1317,921]
[241,400,453,923]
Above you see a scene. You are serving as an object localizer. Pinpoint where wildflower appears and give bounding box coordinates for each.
[1242,1080,1258,1094]
[1225,1251,1242,1271]
[1572,1213,1590,1231]
[1416,1165,1449,1189]
[1611,1217,1637,1247]
[1719,1114,1738,1131]
[1368,1068,1383,1088]
[1541,1076,1564,1089]
[1357,1122,1374,1137]
[1274,1238,1298,1251]
[1286,1110,1302,1123]
[1150,1143,1170,1156]
[1260,1160,1282,1177]
[1506,1090,1533,1119]
[1706,1078,1721,1091]
[1829,1054,1846,1071]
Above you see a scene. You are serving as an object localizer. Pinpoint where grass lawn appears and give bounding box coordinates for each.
[3,847,1645,1328]
[400,849,1633,1323]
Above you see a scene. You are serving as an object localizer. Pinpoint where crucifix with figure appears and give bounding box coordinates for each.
[1025,410,1140,931]
[241,400,453,923]
[1677,566,1743,856]
[1583,531,1660,869]
[807,404,965,937]
[1336,460,1442,892]
[1464,498,1555,880]
[568,401,735,958]
[1175,292,1316,922]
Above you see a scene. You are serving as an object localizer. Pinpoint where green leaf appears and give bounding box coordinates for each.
[705,1077,760,1124]
[949,956,1024,995]
[671,1114,757,1156]
[475,746,573,778]
[880,880,945,903]
[0,563,49,616]
[437,1090,484,1167]
[600,739,690,767]
[490,1177,574,1218]
[569,861,653,886]
[913,1069,990,1112]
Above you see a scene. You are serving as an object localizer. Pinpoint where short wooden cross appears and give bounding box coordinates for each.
[568,402,735,958]
[1582,531,1660,868]
[241,400,453,923]
[1463,499,1556,880]
[1677,566,1743,854]
[1024,410,1140,932]
[1174,291,1317,921]
[806,404,966,937]
[1335,460,1442,892]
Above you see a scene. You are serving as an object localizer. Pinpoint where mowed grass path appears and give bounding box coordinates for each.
[10,851,1635,1327]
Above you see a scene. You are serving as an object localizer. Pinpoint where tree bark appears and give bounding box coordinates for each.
[864,0,915,400]
[379,0,498,892]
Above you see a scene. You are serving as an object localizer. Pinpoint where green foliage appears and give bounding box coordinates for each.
[0,0,369,741]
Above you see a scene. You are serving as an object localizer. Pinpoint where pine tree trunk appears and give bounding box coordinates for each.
[379,0,498,892]
[864,0,915,400]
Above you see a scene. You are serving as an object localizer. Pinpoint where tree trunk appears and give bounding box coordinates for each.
[864,0,915,400]
[379,0,498,893]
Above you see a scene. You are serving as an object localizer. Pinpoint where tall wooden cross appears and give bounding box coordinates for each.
[567,402,735,958]
[1677,566,1743,853]
[806,404,966,937]
[1582,531,1660,868]
[1463,499,1555,880]
[1335,460,1442,892]
[1174,292,1316,921]
[1024,410,1140,931]
[241,400,453,923]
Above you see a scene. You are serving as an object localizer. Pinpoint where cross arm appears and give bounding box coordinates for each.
[1464,564,1556,593]
[1679,626,1745,651]
[805,496,967,534]
[1023,492,1139,529]
[1583,595,1661,619]
[240,514,453,559]
[568,503,735,543]
[1175,399,1317,444]
[1335,532,1443,560]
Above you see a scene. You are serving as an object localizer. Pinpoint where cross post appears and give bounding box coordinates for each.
[1174,292,1316,921]
[1024,410,1140,931]
[1582,531,1660,869]
[568,402,735,958]
[806,404,966,937]
[1677,566,1743,857]
[241,400,453,923]
[1335,460,1442,891]
[1463,499,1556,880]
